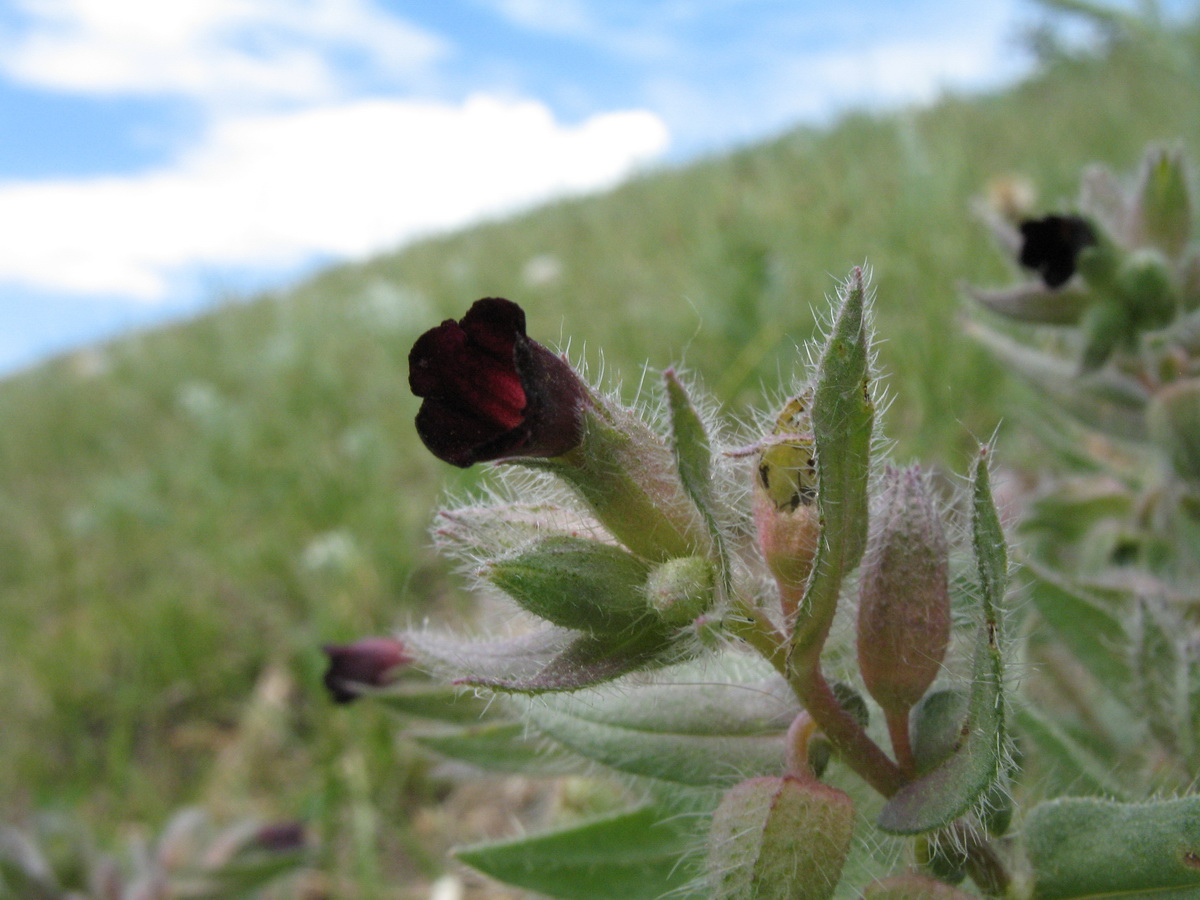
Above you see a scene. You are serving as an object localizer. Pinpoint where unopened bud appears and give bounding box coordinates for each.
[322,637,411,704]
[644,555,716,625]
[857,466,950,717]
[485,535,653,634]
[1117,247,1177,329]
[707,774,855,900]
[1147,377,1200,484]
[1133,145,1193,258]
[753,394,820,595]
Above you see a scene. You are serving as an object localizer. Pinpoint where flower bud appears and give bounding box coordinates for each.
[753,394,820,595]
[1117,247,1177,329]
[1132,145,1193,258]
[707,774,855,900]
[409,298,590,467]
[1148,377,1200,484]
[322,637,411,704]
[643,555,716,625]
[857,466,950,717]
[484,535,654,634]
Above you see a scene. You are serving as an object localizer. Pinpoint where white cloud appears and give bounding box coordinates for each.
[0,95,669,299]
[0,0,448,105]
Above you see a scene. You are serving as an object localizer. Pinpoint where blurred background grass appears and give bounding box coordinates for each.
[2,10,1199,895]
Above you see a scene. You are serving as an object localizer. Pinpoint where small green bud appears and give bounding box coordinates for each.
[1117,247,1177,329]
[707,774,855,900]
[1148,377,1200,484]
[485,535,653,633]
[643,555,716,625]
[857,465,951,718]
[915,834,968,884]
[910,688,968,774]
[1133,145,1193,259]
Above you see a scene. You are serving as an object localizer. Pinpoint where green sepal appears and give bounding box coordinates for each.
[525,655,799,787]
[664,369,729,586]
[485,535,654,634]
[877,449,1007,835]
[455,804,704,900]
[1026,796,1200,900]
[412,722,580,775]
[1079,297,1129,372]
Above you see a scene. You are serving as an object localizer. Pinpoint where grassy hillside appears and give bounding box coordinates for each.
[2,14,1199,894]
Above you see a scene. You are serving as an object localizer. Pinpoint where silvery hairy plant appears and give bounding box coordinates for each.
[327,268,1200,899]
[968,143,1200,792]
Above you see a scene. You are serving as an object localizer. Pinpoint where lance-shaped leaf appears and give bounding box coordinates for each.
[961,316,1149,440]
[1023,560,1131,700]
[362,680,496,724]
[525,655,799,786]
[965,281,1091,324]
[456,804,704,900]
[404,625,686,694]
[1131,595,1193,760]
[878,449,1008,834]
[1014,706,1129,800]
[412,721,580,775]
[790,268,875,654]
[1026,796,1200,900]
[664,369,730,587]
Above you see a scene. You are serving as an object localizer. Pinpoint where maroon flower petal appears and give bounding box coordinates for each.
[1018,214,1097,289]
[322,637,411,704]
[409,297,589,467]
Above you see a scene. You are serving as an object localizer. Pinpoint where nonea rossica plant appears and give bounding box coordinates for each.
[327,269,1200,899]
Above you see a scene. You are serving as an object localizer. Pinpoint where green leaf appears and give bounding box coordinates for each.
[1026,796,1200,900]
[526,654,798,786]
[877,450,1008,835]
[366,681,495,724]
[1014,706,1130,800]
[664,369,729,586]
[790,268,875,654]
[1023,561,1132,699]
[966,282,1090,324]
[412,722,580,775]
[404,625,687,694]
[1131,595,1193,760]
[456,804,703,900]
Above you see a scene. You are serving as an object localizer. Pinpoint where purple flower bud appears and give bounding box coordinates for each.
[322,637,411,704]
[252,821,307,852]
[409,297,590,467]
[1018,214,1097,289]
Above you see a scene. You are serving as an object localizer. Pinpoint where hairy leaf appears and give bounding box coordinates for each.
[456,805,703,900]
[412,722,579,774]
[1026,796,1200,899]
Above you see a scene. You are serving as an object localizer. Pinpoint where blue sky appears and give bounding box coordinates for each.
[0,0,1189,372]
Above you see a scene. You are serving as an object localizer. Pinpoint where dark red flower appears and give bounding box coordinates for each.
[1018,214,1097,288]
[252,821,307,853]
[322,637,411,704]
[409,298,589,467]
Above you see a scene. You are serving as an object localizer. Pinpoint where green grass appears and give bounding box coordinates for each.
[2,14,1199,893]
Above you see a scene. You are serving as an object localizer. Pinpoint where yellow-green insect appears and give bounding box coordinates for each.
[756,392,818,512]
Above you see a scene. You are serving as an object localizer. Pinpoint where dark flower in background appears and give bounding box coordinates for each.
[1018,214,1097,288]
[409,297,590,467]
[252,821,308,853]
[322,637,411,704]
